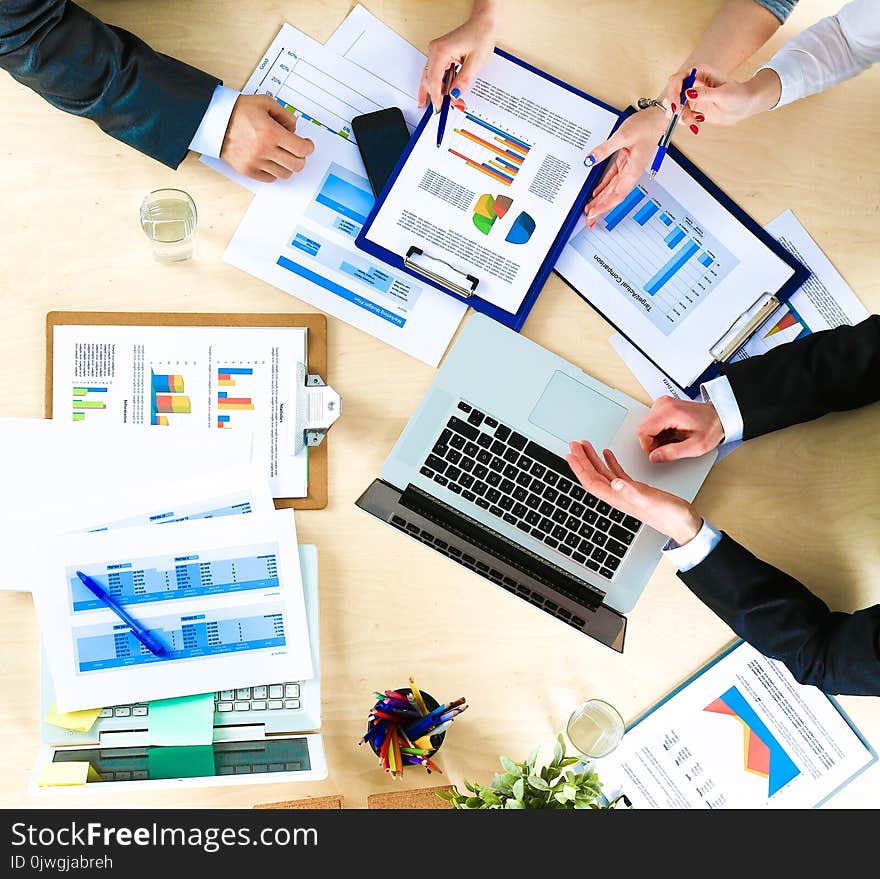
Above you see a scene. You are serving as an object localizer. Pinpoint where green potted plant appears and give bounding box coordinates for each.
[437,734,628,809]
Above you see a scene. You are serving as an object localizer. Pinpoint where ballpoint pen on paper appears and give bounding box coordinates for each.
[649,67,698,179]
[75,570,170,658]
[436,64,459,148]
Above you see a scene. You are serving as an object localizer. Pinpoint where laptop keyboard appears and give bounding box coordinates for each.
[97,683,302,719]
[418,401,642,581]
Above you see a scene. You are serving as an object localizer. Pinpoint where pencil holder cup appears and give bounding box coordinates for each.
[368,687,446,760]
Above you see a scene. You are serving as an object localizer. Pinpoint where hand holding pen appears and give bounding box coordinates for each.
[649,67,698,178]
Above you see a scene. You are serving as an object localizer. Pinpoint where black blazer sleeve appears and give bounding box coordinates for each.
[0,0,220,168]
[721,315,880,440]
[679,533,880,695]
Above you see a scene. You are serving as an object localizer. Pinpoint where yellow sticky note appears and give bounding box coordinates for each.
[44,703,103,733]
[37,762,101,787]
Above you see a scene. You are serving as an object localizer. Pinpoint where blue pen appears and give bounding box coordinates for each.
[649,67,698,179]
[75,570,170,658]
[435,64,459,148]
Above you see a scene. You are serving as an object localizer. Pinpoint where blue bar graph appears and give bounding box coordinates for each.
[605,189,645,232]
[659,213,673,225]
[464,113,532,151]
[634,202,659,225]
[665,227,686,248]
[646,240,700,295]
[219,368,253,375]
[699,253,714,268]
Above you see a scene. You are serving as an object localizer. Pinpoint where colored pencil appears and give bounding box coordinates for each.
[408,677,429,716]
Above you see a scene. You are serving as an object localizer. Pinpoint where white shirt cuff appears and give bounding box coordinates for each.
[188,85,240,159]
[662,520,722,572]
[701,375,744,444]
[759,55,806,109]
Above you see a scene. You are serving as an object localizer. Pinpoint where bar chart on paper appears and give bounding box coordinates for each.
[71,386,108,421]
[569,177,739,335]
[217,366,258,429]
[150,369,192,426]
[447,111,532,187]
[73,603,288,672]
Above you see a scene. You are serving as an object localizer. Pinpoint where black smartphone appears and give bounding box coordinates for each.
[352,107,411,197]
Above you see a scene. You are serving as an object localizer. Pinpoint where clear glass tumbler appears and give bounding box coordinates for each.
[566,698,625,759]
[139,188,197,262]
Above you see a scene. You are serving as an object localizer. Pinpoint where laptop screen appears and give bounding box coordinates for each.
[52,737,312,782]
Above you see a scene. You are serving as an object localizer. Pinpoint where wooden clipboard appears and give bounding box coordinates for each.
[45,311,329,510]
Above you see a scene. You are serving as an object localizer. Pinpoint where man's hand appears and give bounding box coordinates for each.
[566,441,703,546]
[419,0,499,111]
[636,396,724,463]
[583,106,668,225]
[220,95,315,182]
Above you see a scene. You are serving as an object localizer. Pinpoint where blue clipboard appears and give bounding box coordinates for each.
[355,47,621,331]
[618,639,877,809]
[555,113,811,398]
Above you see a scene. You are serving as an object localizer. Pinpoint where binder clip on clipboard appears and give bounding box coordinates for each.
[405,246,479,299]
[292,362,342,455]
[709,292,780,365]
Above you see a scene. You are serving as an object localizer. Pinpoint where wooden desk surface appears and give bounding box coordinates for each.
[1,0,877,809]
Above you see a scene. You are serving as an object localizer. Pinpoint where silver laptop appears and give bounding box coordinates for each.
[36,546,326,790]
[357,314,715,652]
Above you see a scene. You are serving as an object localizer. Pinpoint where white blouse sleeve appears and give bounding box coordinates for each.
[760,0,880,107]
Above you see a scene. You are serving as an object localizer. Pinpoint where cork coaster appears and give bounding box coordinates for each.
[367,785,454,809]
[253,794,344,810]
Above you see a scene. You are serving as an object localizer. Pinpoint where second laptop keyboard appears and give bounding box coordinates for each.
[419,401,642,580]
[98,683,303,720]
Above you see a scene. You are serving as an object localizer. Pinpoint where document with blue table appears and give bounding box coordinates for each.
[35,510,313,712]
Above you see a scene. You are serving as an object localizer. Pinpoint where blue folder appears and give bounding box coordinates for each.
[554,108,810,398]
[355,47,621,331]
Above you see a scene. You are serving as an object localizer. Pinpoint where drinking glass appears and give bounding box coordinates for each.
[139,188,197,262]
[566,698,625,759]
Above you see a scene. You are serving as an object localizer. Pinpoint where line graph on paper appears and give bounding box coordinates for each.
[252,47,381,145]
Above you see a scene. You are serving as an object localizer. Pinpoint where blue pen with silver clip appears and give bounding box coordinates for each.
[76,570,170,658]
[649,67,698,178]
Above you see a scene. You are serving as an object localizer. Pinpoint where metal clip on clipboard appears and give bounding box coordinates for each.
[709,292,781,365]
[404,246,480,299]
[292,362,342,455]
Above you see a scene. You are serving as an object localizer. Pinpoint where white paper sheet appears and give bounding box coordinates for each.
[556,156,797,387]
[202,18,424,191]
[325,4,426,104]
[0,419,253,592]
[364,53,620,315]
[610,210,869,399]
[51,323,308,497]
[599,642,875,809]
[39,510,312,711]
[225,121,467,365]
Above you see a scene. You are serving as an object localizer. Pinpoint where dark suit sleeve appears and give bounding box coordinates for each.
[0,0,220,168]
[721,315,880,440]
[679,533,880,695]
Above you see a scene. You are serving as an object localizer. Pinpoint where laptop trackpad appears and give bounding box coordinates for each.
[529,371,627,449]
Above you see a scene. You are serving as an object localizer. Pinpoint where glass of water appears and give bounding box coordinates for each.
[139,188,197,262]
[566,699,625,759]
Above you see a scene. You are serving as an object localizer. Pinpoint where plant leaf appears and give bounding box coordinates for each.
[526,746,539,769]
[528,774,550,791]
[505,798,525,809]
[553,736,565,763]
[512,777,524,801]
[500,755,519,774]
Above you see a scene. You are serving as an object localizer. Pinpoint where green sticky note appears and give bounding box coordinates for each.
[147,745,216,780]
[147,693,215,746]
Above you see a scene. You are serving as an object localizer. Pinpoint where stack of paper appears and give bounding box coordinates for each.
[609,211,869,400]
[205,7,468,366]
